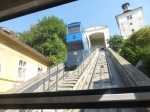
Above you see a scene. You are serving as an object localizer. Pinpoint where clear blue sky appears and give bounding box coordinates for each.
[0,0,150,36]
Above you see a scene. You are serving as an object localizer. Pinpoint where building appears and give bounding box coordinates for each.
[116,3,145,39]
[84,25,109,49]
[0,27,52,93]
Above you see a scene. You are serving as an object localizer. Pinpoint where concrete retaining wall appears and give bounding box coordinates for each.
[108,48,150,87]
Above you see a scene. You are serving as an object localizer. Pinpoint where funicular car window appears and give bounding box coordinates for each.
[67,42,83,52]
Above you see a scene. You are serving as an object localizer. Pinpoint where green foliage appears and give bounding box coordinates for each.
[138,46,150,77]
[107,35,124,53]
[120,26,150,76]
[18,16,67,64]
[121,45,146,65]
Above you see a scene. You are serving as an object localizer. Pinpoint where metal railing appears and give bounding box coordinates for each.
[2,48,99,112]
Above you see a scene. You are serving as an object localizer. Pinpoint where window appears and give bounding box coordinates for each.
[17,60,26,82]
[132,29,134,32]
[127,15,132,20]
[67,42,83,52]
[68,25,80,34]
[38,67,43,75]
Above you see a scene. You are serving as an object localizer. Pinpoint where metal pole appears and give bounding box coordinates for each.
[56,64,58,91]
[78,64,79,75]
[83,52,84,69]
[42,78,45,110]
[63,63,65,82]
[48,67,51,91]
[83,61,84,71]
[83,61,84,70]
[55,65,59,112]
[81,62,84,73]
[43,78,45,92]
[81,62,82,73]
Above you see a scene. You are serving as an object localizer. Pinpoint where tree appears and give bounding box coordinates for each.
[120,26,150,76]
[138,46,150,77]
[18,16,67,64]
[107,35,124,53]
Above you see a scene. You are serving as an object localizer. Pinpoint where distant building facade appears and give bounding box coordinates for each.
[0,28,52,93]
[116,3,146,39]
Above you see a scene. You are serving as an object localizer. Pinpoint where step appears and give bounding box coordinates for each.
[69,74,82,77]
[66,75,80,78]
[59,81,77,84]
[57,87,73,91]
[64,78,78,81]
[58,83,74,88]
[64,77,79,80]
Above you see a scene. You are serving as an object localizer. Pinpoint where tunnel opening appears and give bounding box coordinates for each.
[89,32,106,49]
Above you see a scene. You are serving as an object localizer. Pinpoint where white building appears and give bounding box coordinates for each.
[116,3,145,39]
[84,25,109,49]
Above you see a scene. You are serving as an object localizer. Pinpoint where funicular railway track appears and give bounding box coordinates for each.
[17,49,99,112]
[81,49,117,112]
[55,49,116,112]
[85,49,139,112]
[55,48,99,91]
[73,49,139,112]
[2,48,140,112]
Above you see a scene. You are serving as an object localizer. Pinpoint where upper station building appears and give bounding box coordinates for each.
[84,25,109,49]
[116,3,145,39]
